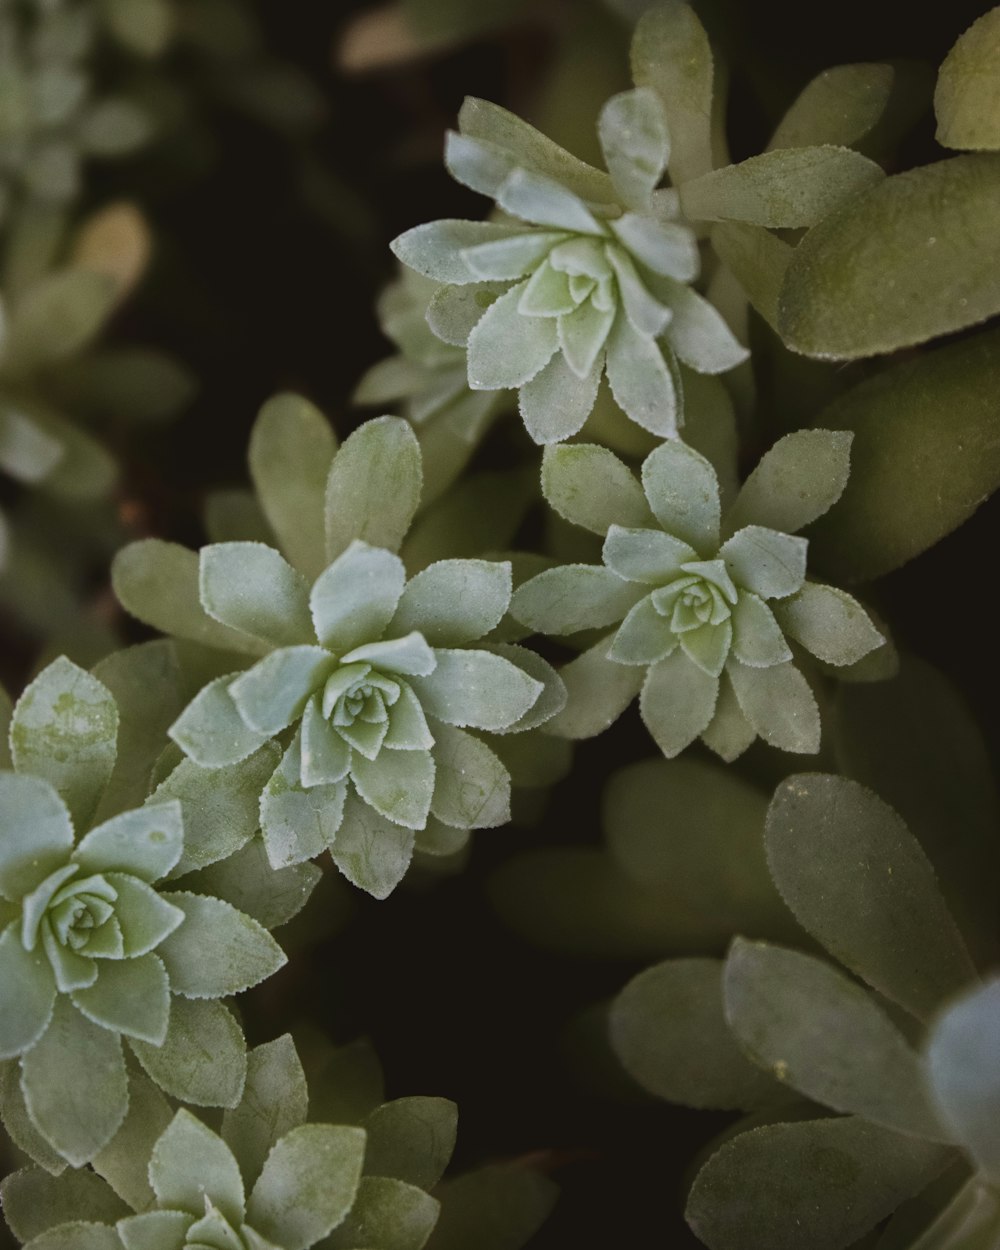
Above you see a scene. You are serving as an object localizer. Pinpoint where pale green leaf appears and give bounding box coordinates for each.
[156,891,285,998]
[150,1109,244,1226]
[365,1097,458,1190]
[0,922,56,1059]
[229,647,334,737]
[260,737,346,868]
[657,281,749,374]
[130,997,246,1108]
[91,1071,173,1211]
[325,416,423,562]
[730,593,791,668]
[720,526,807,599]
[331,791,416,899]
[0,773,73,901]
[16,1222,122,1250]
[168,674,269,769]
[0,1061,69,1176]
[482,642,567,733]
[310,541,407,653]
[461,232,564,280]
[518,349,602,444]
[466,282,559,390]
[71,954,170,1045]
[612,213,699,281]
[430,723,510,829]
[73,801,183,884]
[934,10,1000,151]
[728,660,820,754]
[710,222,793,330]
[392,559,511,646]
[223,1035,309,1184]
[604,313,679,437]
[200,543,313,648]
[426,1163,557,1250]
[511,564,643,635]
[544,634,645,739]
[598,87,669,210]
[390,221,525,285]
[773,583,883,666]
[179,835,322,930]
[496,168,602,233]
[541,444,653,536]
[725,430,853,536]
[411,649,542,730]
[640,648,719,757]
[425,282,506,346]
[351,748,435,830]
[326,1176,440,1250]
[0,1166,126,1242]
[641,440,720,553]
[768,64,896,151]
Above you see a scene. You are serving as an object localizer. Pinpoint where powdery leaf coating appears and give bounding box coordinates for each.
[768,63,897,152]
[223,1035,309,1185]
[391,559,511,646]
[130,996,247,1109]
[324,416,422,562]
[724,430,853,536]
[0,1166,127,1242]
[326,1175,440,1250]
[149,1109,245,1224]
[935,9,1000,152]
[332,790,416,900]
[541,444,653,536]
[365,1097,458,1191]
[200,543,314,649]
[155,892,286,999]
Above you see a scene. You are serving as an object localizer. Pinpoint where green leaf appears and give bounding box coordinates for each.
[150,1109,244,1226]
[544,634,645,739]
[392,559,511,646]
[720,527,808,600]
[710,222,793,331]
[117,1211,192,1250]
[157,891,286,998]
[365,1097,458,1190]
[511,564,643,635]
[260,737,347,868]
[223,1035,309,1185]
[168,675,271,769]
[497,168,603,233]
[426,282,507,346]
[806,327,1000,582]
[598,88,669,210]
[310,542,407,653]
[724,939,946,1137]
[926,977,1000,1182]
[482,643,567,733]
[0,686,12,769]
[686,1117,952,1250]
[180,835,322,931]
[0,1061,68,1176]
[725,430,853,536]
[307,1036,385,1126]
[765,774,976,1019]
[390,221,526,284]
[679,146,884,228]
[611,958,778,1110]
[246,1124,367,1250]
[16,1223,122,1250]
[641,441,720,553]
[0,922,56,1059]
[21,998,128,1166]
[640,648,719,757]
[72,953,170,1045]
[0,1166,126,1242]
[934,9,1000,152]
[773,583,882,666]
[2,270,117,377]
[331,791,416,899]
[249,394,339,581]
[351,748,435,831]
[10,657,117,831]
[411,649,542,730]
[604,525,696,586]
[659,283,749,375]
[229,647,334,736]
[430,724,510,829]
[461,232,564,281]
[130,997,246,1108]
[778,155,1000,359]
[541,444,653,536]
[730,594,791,668]
[630,1,714,186]
[112,540,265,656]
[73,801,183,883]
[604,314,678,438]
[92,1070,173,1211]
[426,1163,557,1250]
[327,1176,440,1250]
[768,64,897,151]
[466,281,559,391]
[200,543,314,648]
[106,873,184,958]
[518,351,603,444]
[728,661,820,754]
[0,773,73,901]
[325,417,423,562]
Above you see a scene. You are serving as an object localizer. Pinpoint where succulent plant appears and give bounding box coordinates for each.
[512,430,885,759]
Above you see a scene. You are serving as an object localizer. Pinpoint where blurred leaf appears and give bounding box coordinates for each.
[768,64,896,151]
[427,1163,557,1250]
[935,9,1000,151]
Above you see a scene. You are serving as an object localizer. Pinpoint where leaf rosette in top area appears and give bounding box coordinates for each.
[514,430,885,760]
[113,407,564,899]
[391,90,747,445]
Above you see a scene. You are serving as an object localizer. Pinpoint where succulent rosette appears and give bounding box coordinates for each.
[113,405,565,899]
[513,430,886,759]
[390,89,747,446]
[0,657,285,1168]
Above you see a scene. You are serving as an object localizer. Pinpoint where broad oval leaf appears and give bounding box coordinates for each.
[935,9,1000,152]
[768,63,897,152]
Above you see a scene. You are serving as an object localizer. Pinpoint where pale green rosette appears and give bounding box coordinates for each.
[0,657,286,1169]
[113,405,565,899]
[391,89,747,445]
[513,430,887,759]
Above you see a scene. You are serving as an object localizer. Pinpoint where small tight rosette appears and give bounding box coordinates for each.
[513,431,886,759]
[113,407,564,899]
[0,658,286,1168]
[391,91,747,446]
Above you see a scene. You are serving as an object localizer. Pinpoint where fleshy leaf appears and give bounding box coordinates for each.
[604,314,678,438]
[13,1222,122,1250]
[482,643,567,734]
[411,649,542,730]
[10,658,117,831]
[72,954,170,1045]
[518,350,602,445]
[466,281,559,390]
[544,634,645,739]
[765,774,976,1019]
[326,1175,440,1250]
[427,1163,558,1250]
[246,1124,367,1250]
[720,527,807,600]
[331,791,416,899]
[710,221,793,330]
[351,748,435,830]
[657,282,749,375]
[365,1097,458,1190]
[640,649,719,758]
[604,525,697,586]
[390,220,526,284]
[730,594,791,668]
[430,724,510,829]
[260,737,346,868]
[73,801,183,884]
[310,541,406,652]
[392,559,511,646]
[496,168,603,233]
[641,441,720,553]
[0,922,56,1059]
[325,416,423,562]
[773,583,883,666]
[511,564,643,635]
[168,675,270,770]
[156,892,286,998]
[0,773,74,901]
[768,63,897,151]
[541,443,653,536]
[92,1070,173,1211]
[934,10,1000,152]
[200,543,313,648]
[724,939,946,1138]
[728,660,820,754]
[0,1166,127,1242]
[611,958,778,1110]
[150,1109,244,1225]
[223,1035,309,1185]
[229,647,334,736]
[178,835,322,931]
[725,430,853,536]
[130,997,246,1108]
[598,87,669,210]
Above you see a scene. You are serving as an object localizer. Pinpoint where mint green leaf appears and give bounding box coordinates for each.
[325,416,423,563]
[611,958,777,1110]
[934,10,1000,151]
[427,1163,557,1250]
[496,168,602,233]
[178,835,321,931]
[365,1097,458,1190]
[392,559,511,646]
[806,327,1000,582]
[927,977,1000,1181]
[326,1176,440,1250]
[603,524,698,585]
[157,892,285,998]
[556,303,614,379]
[200,543,313,649]
[701,674,757,763]
[99,873,182,958]
[426,282,506,346]
[598,88,669,211]
[112,540,265,656]
[605,314,678,437]
[249,394,338,581]
[73,801,183,883]
[483,643,566,734]
[150,1109,244,1225]
[332,791,416,899]
[658,282,749,374]
[640,648,719,757]
[612,214,699,281]
[461,232,564,280]
[390,221,525,284]
[0,922,55,1058]
[130,997,246,1108]
[21,998,128,1166]
[730,594,791,668]
[0,1167,126,1242]
[680,146,884,227]
[720,526,807,599]
[686,1118,951,1250]
[728,660,820,753]
[223,1035,308,1185]
[765,774,976,1019]
[725,430,853,536]
[17,1223,123,1250]
[72,953,170,1045]
[609,596,676,665]
[725,939,946,1137]
[260,737,346,868]
[641,441,720,553]
[229,647,334,736]
[607,248,672,338]
[778,155,1000,359]
[769,64,896,151]
[411,649,542,730]
[630,2,714,186]
[511,564,643,635]
[352,748,435,830]
[169,674,270,768]
[466,282,559,390]
[310,542,406,652]
[680,619,732,677]
[301,697,352,783]
[519,349,602,444]
[117,1211,196,1249]
[773,583,883,666]
[544,634,645,739]
[10,658,117,831]
[0,774,73,901]
[341,633,436,677]
[247,1124,366,1250]
[541,444,653,536]
[430,724,510,829]
[93,1071,172,1211]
